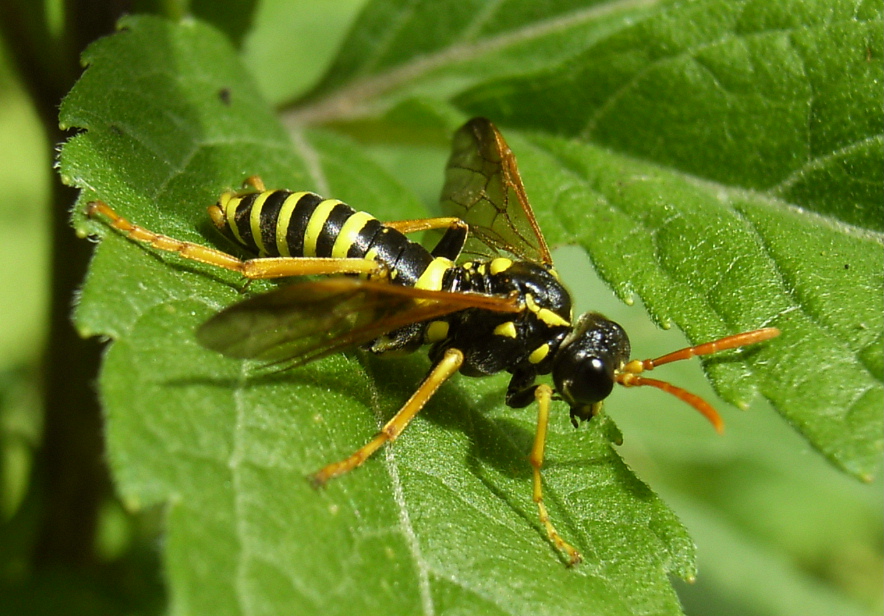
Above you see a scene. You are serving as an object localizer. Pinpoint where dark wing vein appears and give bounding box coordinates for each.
[197,278,521,367]
[439,117,552,265]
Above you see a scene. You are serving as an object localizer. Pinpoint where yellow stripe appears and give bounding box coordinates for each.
[415,257,454,291]
[332,211,376,259]
[225,196,246,245]
[275,191,310,257]
[249,192,272,255]
[303,199,342,257]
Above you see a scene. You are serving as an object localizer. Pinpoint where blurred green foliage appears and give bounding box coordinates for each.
[0,1,881,615]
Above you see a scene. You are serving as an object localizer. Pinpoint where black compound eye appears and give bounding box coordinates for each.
[553,351,616,408]
[568,356,614,404]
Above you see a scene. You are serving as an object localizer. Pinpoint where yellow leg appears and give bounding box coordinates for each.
[242,175,266,192]
[529,384,582,565]
[212,175,270,204]
[310,348,464,487]
[87,200,384,279]
[383,217,467,235]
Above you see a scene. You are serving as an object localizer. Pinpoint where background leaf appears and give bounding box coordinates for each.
[450,0,884,479]
[64,14,694,616]
[289,0,659,126]
[57,1,883,615]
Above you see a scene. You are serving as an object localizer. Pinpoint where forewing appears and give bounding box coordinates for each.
[440,117,552,265]
[197,278,521,368]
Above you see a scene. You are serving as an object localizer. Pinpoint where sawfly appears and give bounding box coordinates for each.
[87,117,779,564]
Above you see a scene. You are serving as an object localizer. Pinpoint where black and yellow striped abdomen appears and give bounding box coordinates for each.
[213,189,442,287]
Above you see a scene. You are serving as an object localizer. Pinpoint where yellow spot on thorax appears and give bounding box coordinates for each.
[525,294,570,328]
[529,344,550,364]
[425,321,449,342]
[490,257,513,275]
[493,321,518,339]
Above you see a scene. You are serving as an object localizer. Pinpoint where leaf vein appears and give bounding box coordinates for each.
[361,359,436,615]
[772,133,884,194]
[287,0,660,125]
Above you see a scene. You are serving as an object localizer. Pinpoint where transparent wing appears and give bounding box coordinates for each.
[440,117,552,265]
[197,278,521,368]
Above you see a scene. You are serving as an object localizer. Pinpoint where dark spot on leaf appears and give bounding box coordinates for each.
[218,88,232,105]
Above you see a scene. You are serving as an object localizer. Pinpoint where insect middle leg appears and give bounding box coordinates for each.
[530,384,582,565]
[310,347,464,487]
[384,217,468,260]
[86,200,384,279]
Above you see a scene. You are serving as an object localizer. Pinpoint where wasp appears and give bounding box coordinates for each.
[86,117,779,565]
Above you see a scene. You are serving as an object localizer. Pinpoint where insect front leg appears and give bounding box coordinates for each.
[505,369,540,408]
[530,384,582,565]
[310,347,464,487]
[507,366,583,562]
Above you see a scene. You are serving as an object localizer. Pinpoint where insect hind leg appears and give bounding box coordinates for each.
[87,200,384,280]
[87,200,248,273]
[310,347,464,486]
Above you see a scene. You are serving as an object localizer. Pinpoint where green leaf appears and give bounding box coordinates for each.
[451,0,883,479]
[510,134,883,481]
[291,0,656,123]
[0,52,49,522]
[63,14,696,616]
[188,0,260,46]
[241,0,368,104]
[61,0,883,613]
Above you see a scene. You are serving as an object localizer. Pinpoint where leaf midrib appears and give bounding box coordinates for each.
[285,0,660,125]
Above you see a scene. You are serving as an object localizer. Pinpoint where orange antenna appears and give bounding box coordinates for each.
[615,327,780,433]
